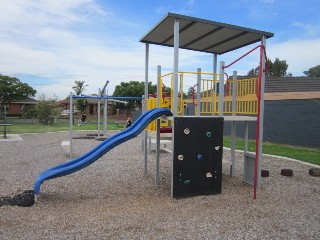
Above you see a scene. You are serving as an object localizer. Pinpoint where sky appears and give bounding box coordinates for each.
[1,0,320,99]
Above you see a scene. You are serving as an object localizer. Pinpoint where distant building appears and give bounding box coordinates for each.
[1,97,38,117]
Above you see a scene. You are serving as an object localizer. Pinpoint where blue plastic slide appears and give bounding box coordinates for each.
[34,108,172,196]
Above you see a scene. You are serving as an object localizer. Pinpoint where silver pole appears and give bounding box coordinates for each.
[156,65,161,185]
[69,92,73,158]
[144,43,149,175]
[172,18,179,117]
[196,68,201,116]
[230,71,237,177]
[257,36,267,188]
[232,71,237,114]
[104,98,107,137]
[171,18,179,198]
[219,61,225,116]
[97,88,101,137]
[213,54,218,116]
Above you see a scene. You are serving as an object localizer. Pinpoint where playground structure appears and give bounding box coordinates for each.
[33,12,273,201]
[140,13,273,199]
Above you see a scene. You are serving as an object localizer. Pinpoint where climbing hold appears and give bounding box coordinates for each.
[261,169,269,177]
[183,180,191,185]
[215,146,220,151]
[206,131,212,138]
[177,155,184,161]
[206,172,213,178]
[197,154,203,160]
[281,169,293,177]
[184,128,190,135]
[309,168,320,177]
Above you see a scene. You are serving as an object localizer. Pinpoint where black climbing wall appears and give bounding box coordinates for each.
[173,117,224,198]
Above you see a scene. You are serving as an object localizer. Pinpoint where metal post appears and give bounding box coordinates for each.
[97,88,101,137]
[213,54,218,115]
[144,43,149,175]
[104,98,107,137]
[232,71,237,115]
[172,18,179,117]
[196,68,201,116]
[257,36,267,188]
[219,61,225,116]
[230,121,236,177]
[171,18,179,198]
[155,65,161,185]
[102,81,109,137]
[69,92,73,158]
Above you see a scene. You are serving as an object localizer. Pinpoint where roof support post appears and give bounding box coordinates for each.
[257,36,266,188]
[172,18,180,117]
[219,61,225,116]
[212,54,218,115]
[143,43,149,176]
[196,68,201,116]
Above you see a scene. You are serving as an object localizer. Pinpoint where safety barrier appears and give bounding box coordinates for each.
[146,72,258,131]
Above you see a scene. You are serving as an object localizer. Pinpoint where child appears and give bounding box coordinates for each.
[122,117,132,130]
[125,117,132,128]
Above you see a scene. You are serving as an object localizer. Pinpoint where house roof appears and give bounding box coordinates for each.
[10,97,38,104]
[140,12,274,54]
[265,77,320,93]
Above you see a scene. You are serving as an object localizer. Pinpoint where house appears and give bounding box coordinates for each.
[1,97,38,118]
[58,95,131,121]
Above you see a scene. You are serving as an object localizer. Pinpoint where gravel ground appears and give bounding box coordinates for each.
[0,131,319,239]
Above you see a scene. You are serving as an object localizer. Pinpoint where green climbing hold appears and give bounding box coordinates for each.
[183,179,191,185]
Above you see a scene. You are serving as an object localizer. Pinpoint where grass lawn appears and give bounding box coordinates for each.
[10,122,125,134]
[5,122,320,166]
[224,136,320,166]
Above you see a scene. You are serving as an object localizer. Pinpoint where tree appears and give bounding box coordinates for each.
[112,81,157,112]
[36,95,60,125]
[0,74,36,118]
[72,80,88,95]
[187,86,196,98]
[22,105,37,119]
[303,65,320,77]
[72,80,88,113]
[246,58,288,77]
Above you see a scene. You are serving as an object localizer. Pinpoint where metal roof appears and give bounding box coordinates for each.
[140,13,274,55]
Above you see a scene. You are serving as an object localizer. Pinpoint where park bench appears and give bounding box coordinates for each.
[0,124,12,139]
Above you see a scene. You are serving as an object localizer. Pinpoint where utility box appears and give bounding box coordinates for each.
[243,152,255,185]
[172,117,224,198]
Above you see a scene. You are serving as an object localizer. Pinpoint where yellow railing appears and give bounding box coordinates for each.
[224,78,257,115]
[146,72,258,131]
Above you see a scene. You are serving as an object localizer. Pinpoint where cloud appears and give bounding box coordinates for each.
[268,38,320,75]
[290,21,320,38]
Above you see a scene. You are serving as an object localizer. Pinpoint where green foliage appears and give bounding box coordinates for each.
[36,96,60,125]
[72,80,87,95]
[0,74,36,105]
[112,81,157,111]
[246,58,289,77]
[303,65,320,77]
[75,99,88,113]
[22,105,37,119]
[267,58,288,77]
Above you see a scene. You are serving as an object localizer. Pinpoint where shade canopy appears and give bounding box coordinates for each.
[140,13,274,55]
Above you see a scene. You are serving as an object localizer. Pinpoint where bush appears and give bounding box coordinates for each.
[36,96,60,125]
